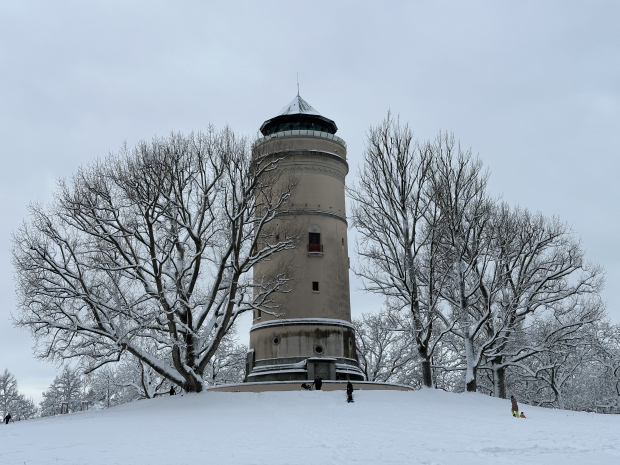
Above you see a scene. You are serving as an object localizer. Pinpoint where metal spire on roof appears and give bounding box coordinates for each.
[297,72,299,97]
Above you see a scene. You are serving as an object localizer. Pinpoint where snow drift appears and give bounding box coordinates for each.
[1,388,619,464]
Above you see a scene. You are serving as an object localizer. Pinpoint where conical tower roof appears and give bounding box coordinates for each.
[260,95,337,136]
[279,95,321,116]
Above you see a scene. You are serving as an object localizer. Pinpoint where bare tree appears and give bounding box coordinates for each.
[590,322,620,411]
[118,357,171,400]
[203,331,246,386]
[0,369,38,420]
[40,366,84,416]
[84,356,172,405]
[12,396,38,421]
[13,128,296,392]
[348,115,608,401]
[0,369,19,419]
[85,366,115,408]
[477,206,604,398]
[429,133,496,392]
[353,309,418,384]
[349,114,445,387]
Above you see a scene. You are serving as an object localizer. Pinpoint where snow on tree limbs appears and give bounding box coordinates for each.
[0,369,37,420]
[12,127,297,393]
[350,114,606,398]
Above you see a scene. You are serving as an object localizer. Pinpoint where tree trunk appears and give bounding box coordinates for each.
[496,366,506,399]
[418,344,433,388]
[421,358,433,388]
[184,372,203,393]
[464,337,477,392]
[492,361,506,398]
[551,377,564,410]
[456,251,476,392]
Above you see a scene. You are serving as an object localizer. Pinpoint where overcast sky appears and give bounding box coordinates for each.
[1,1,619,402]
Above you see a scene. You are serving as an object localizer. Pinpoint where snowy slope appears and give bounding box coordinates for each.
[1,389,619,465]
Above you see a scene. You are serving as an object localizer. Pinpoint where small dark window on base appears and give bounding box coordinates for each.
[312,281,319,292]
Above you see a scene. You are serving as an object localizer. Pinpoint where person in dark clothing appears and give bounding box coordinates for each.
[346,381,354,403]
[169,386,176,396]
[510,396,519,417]
[4,413,11,424]
[312,376,323,390]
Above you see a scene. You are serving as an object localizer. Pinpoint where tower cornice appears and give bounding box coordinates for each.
[250,318,355,332]
[254,129,347,150]
[275,209,348,225]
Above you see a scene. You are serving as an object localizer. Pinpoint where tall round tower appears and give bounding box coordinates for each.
[245,95,364,383]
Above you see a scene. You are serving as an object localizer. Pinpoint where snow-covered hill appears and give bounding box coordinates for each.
[1,388,619,465]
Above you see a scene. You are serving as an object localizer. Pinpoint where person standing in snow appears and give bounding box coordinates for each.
[169,386,176,396]
[346,381,354,403]
[4,413,11,424]
[510,396,519,417]
[313,376,323,390]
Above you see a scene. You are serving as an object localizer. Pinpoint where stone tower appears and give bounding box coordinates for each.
[245,95,364,383]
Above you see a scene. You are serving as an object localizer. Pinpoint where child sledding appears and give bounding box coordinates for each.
[510,396,526,418]
[301,376,323,391]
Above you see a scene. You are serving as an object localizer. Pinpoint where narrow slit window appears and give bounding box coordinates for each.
[312,282,319,292]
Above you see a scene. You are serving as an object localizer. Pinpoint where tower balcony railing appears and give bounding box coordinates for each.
[307,244,324,256]
[253,129,347,150]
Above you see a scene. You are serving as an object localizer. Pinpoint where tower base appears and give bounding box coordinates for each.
[246,318,365,382]
[208,380,413,393]
[246,355,365,383]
